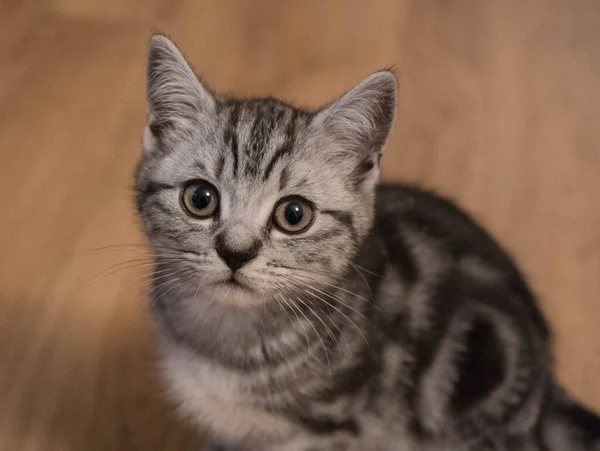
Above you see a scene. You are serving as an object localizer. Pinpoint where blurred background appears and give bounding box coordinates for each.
[1,1,599,449]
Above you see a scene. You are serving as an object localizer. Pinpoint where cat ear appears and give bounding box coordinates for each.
[146,35,215,144]
[313,71,397,158]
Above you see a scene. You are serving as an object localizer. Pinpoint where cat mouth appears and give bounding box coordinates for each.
[217,275,254,292]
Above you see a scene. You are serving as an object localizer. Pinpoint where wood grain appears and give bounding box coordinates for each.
[0,1,598,449]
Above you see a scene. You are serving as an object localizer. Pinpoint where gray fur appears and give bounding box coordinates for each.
[135,35,600,451]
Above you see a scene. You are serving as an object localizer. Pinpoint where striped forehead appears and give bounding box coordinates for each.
[217,98,312,182]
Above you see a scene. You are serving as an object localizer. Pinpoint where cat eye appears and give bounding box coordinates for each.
[273,197,314,234]
[181,181,219,218]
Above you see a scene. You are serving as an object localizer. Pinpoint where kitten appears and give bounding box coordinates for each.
[135,35,600,451]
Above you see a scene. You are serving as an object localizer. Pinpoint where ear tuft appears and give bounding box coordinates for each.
[146,35,214,139]
[314,71,397,156]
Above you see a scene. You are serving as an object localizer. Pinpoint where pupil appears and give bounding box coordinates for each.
[191,188,211,210]
[284,203,303,225]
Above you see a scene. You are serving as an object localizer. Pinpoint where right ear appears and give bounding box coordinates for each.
[145,35,215,150]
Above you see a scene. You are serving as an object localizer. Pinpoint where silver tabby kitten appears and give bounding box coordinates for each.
[135,35,600,451]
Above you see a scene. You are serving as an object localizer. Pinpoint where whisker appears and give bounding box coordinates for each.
[154,271,198,303]
[122,268,182,300]
[280,274,370,321]
[288,294,331,374]
[349,262,374,302]
[69,243,149,255]
[349,262,385,279]
[69,243,199,258]
[143,269,188,291]
[81,259,158,289]
[191,293,210,325]
[274,293,311,352]
[302,287,369,348]
[190,266,204,302]
[150,275,186,298]
[278,275,370,348]
[312,278,379,310]
[270,265,361,284]
[294,296,344,358]
[271,264,382,310]
[293,272,382,312]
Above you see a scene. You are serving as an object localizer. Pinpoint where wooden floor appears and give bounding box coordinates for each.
[1,1,599,449]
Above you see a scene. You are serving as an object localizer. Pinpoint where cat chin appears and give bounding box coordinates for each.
[199,283,271,309]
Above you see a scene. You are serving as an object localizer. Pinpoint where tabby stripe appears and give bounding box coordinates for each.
[224,103,241,177]
[136,182,177,213]
[168,315,321,372]
[295,415,360,436]
[274,106,286,125]
[556,403,600,447]
[215,155,226,180]
[316,340,381,402]
[263,110,299,181]
[350,157,376,188]
[192,161,206,173]
[139,182,176,198]
[374,220,419,285]
[279,166,290,191]
[321,209,356,243]
[148,199,175,217]
[246,102,276,176]
[284,229,340,245]
[247,107,263,158]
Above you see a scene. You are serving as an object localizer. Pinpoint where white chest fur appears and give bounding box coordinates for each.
[160,338,296,443]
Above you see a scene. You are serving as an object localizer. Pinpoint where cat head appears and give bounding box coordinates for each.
[135,35,396,308]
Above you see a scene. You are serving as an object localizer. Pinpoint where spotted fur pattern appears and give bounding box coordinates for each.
[135,35,600,451]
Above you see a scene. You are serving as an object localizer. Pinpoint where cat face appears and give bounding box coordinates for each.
[135,36,396,308]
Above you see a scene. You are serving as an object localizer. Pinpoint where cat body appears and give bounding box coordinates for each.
[154,185,549,451]
[135,36,600,451]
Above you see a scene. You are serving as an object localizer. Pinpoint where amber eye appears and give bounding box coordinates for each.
[273,197,314,234]
[181,181,219,218]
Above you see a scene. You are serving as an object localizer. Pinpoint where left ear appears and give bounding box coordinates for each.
[146,35,215,148]
[312,71,397,162]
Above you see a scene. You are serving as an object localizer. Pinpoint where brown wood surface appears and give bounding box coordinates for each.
[1,1,599,449]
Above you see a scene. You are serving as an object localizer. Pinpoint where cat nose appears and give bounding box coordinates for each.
[216,246,259,272]
[215,236,261,272]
